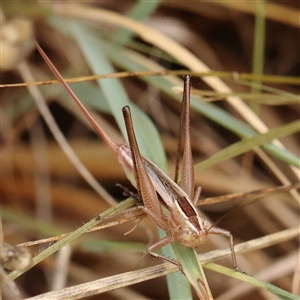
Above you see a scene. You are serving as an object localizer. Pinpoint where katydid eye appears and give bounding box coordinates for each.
[181,229,193,241]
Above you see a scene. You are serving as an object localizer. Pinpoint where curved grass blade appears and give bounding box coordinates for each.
[112,0,161,45]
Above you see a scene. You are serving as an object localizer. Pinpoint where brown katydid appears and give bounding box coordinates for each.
[36,43,239,271]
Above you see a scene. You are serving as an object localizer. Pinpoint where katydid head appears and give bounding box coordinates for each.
[174,218,212,248]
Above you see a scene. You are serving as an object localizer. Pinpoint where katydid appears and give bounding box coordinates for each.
[36,43,239,270]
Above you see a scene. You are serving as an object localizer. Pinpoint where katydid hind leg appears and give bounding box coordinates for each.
[122,106,167,230]
[36,43,119,153]
[174,75,195,199]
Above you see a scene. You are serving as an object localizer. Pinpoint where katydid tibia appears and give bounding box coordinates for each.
[36,43,239,271]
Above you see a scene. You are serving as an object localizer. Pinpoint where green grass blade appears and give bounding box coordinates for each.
[81,239,146,253]
[195,120,300,172]
[252,0,266,95]
[205,263,299,300]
